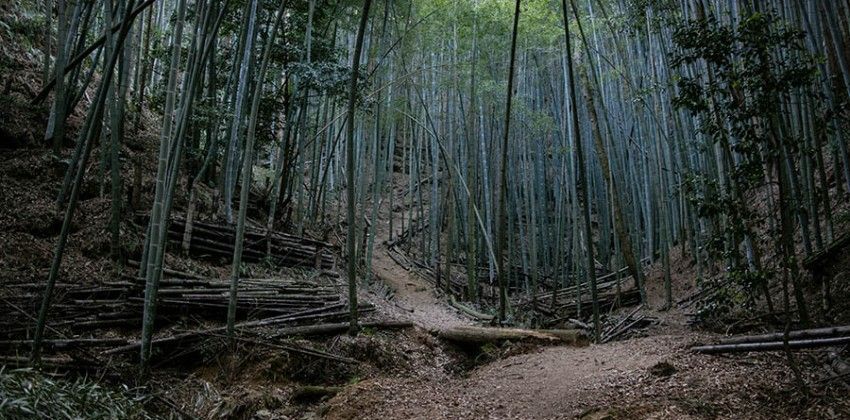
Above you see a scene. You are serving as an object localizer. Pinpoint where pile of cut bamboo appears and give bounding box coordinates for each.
[170,217,335,269]
[522,281,642,327]
[0,273,405,368]
[1,273,349,336]
[126,276,342,317]
[599,306,658,343]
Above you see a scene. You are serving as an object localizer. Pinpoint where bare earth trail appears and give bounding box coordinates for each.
[330,194,815,419]
[326,329,795,419]
[367,200,472,330]
[369,246,469,330]
[328,306,803,420]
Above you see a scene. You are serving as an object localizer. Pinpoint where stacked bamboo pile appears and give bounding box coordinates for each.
[0,221,399,368]
[599,306,658,343]
[516,274,627,309]
[516,258,651,309]
[1,275,353,338]
[125,277,341,317]
[0,302,387,368]
[515,275,641,326]
[540,288,642,326]
[102,302,380,358]
[1,276,399,367]
[675,276,729,311]
[0,281,139,335]
[387,219,645,326]
[170,217,335,270]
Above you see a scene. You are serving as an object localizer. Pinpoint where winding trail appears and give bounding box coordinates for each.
[327,312,806,420]
[326,183,830,419]
[367,198,471,330]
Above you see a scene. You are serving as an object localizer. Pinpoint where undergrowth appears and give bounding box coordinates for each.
[0,367,152,419]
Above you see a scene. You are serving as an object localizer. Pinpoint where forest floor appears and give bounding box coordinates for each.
[1,132,848,420]
[324,308,849,419]
[3,1,850,417]
[1,144,849,420]
[1,44,848,418]
[318,189,850,420]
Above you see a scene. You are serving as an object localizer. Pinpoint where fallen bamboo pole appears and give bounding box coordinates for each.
[104,304,373,355]
[435,326,587,346]
[715,325,850,346]
[449,296,494,322]
[267,320,413,338]
[692,336,850,354]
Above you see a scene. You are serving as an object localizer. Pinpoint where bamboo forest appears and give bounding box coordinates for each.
[3,0,850,417]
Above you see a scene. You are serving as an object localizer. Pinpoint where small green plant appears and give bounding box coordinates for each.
[3,2,47,49]
[0,367,153,419]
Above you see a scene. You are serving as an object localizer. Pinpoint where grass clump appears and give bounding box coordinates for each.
[0,367,153,419]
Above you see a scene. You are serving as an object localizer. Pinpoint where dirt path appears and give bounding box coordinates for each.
[352,189,707,419]
[325,321,825,419]
[369,246,470,330]
[368,197,471,330]
[336,185,844,420]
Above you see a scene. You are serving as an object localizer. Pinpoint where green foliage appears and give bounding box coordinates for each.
[672,13,817,158]
[672,12,818,316]
[623,0,679,32]
[515,100,555,139]
[0,368,152,419]
[0,0,47,49]
[672,11,817,261]
[409,0,560,96]
[693,269,769,329]
[695,267,771,329]
[288,61,370,101]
